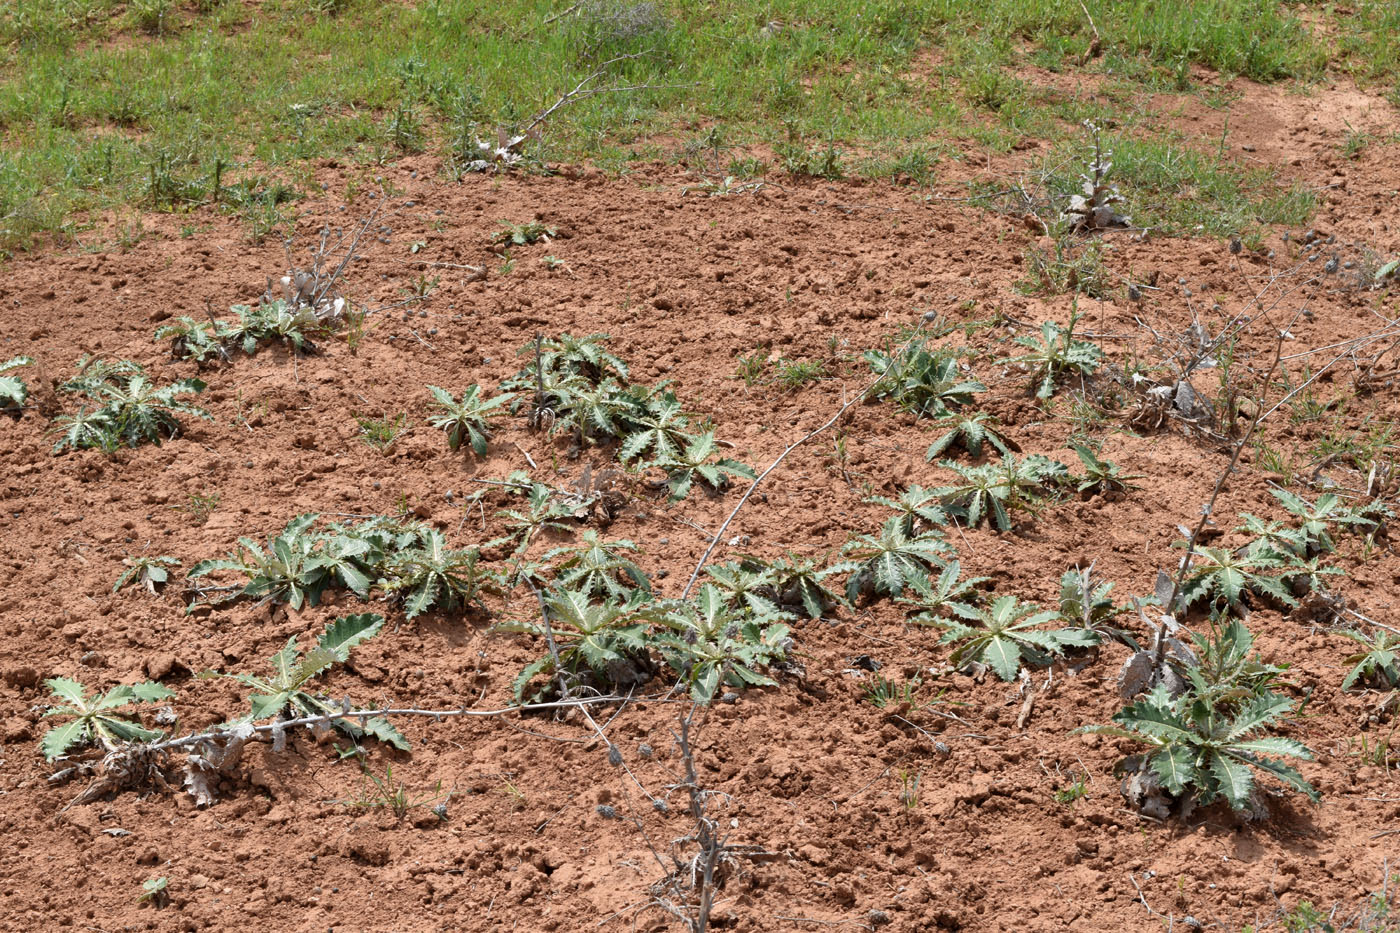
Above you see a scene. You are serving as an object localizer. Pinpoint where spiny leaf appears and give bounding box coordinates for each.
[41,719,89,760]
[317,613,386,661]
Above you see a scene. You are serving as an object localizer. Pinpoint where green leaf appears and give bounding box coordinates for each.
[130,682,176,703]
[269,638,300,688]
[97,716,165,744]
[1229,735,1313,761]
[1115,695,1197,745]
[1150,746,1197,795]
[983,636,1022,682]
[1225,691,1294,741]
[513,656,554,703]
[249,691,292,720]
[295,647,340,686]
[1241,753,1318,801]
[1207,751,1255,811]
[42,719,89,760]
[45,677,88,706]
[317,613,385,661]
[352,715,411,751]
[691,665,721,705]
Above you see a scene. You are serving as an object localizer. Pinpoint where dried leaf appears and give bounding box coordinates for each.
[1118,650,1155,699]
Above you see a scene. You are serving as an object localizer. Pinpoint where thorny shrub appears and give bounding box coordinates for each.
[52,358,209,453]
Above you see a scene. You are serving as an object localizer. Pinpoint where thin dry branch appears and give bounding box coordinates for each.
[680,373,887,598]
[141,695,645,754]
[1165,312,1299,613]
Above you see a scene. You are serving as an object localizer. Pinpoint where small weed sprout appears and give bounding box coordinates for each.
[931,594,1098,681]
[0,355,35,412]
[498,588,657,702]
[1002,311,1103,400]
[1071,445,1143,494]
[1339,628,1400,690]
[114,555,181,594]
[41,678,175,760]
[493,220,556,246]
[704,560,780,615]
[734,349,767,386]
[190,513,373,609]
[173,490,221,524]
[774,358,826,390]
[1054,775,1089,806]
[864,674,920,709]
[139,877,169,908]
[897,769,922,810]
[866,485,949,536]
[346,763,451,822]
[427,385,514,456]
[356,412,409,453]
[652,585,792,703]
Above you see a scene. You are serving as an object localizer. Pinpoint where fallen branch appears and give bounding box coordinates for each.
[145,695,644,754]
[680,373,886,598]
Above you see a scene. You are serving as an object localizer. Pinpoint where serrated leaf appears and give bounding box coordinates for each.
[1150,746,1196,795]
[249,690,292,721]
[983,636,1022,682]
[512,656,554,703]
[1207,751,1255,810]
[98,716,164,744]
[130,682,176,703]
[1229,736,1313,761]
[45,677,88,706]
[317,613,385,661]
[42,719,89,760]
[352,715,411,751]
[1241,752,1318,801]
[296,647,339,686]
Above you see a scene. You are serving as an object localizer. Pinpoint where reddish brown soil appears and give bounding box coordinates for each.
[2,81,1400,933]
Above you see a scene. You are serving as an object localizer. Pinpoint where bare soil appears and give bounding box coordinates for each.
[1,79,1399,933]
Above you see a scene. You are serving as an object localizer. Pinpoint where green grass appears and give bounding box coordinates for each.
[0,0,1356,253]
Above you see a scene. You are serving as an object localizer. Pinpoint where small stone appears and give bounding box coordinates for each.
[595,805,617,820]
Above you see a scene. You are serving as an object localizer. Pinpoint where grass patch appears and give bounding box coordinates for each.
[0,0,1336,251]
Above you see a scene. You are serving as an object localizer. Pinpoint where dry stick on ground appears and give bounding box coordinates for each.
[131,696,646,756]
[680,371,889,599]
[486,51,695,165]
[1157,314,1300,686]
[650,707,772,933]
